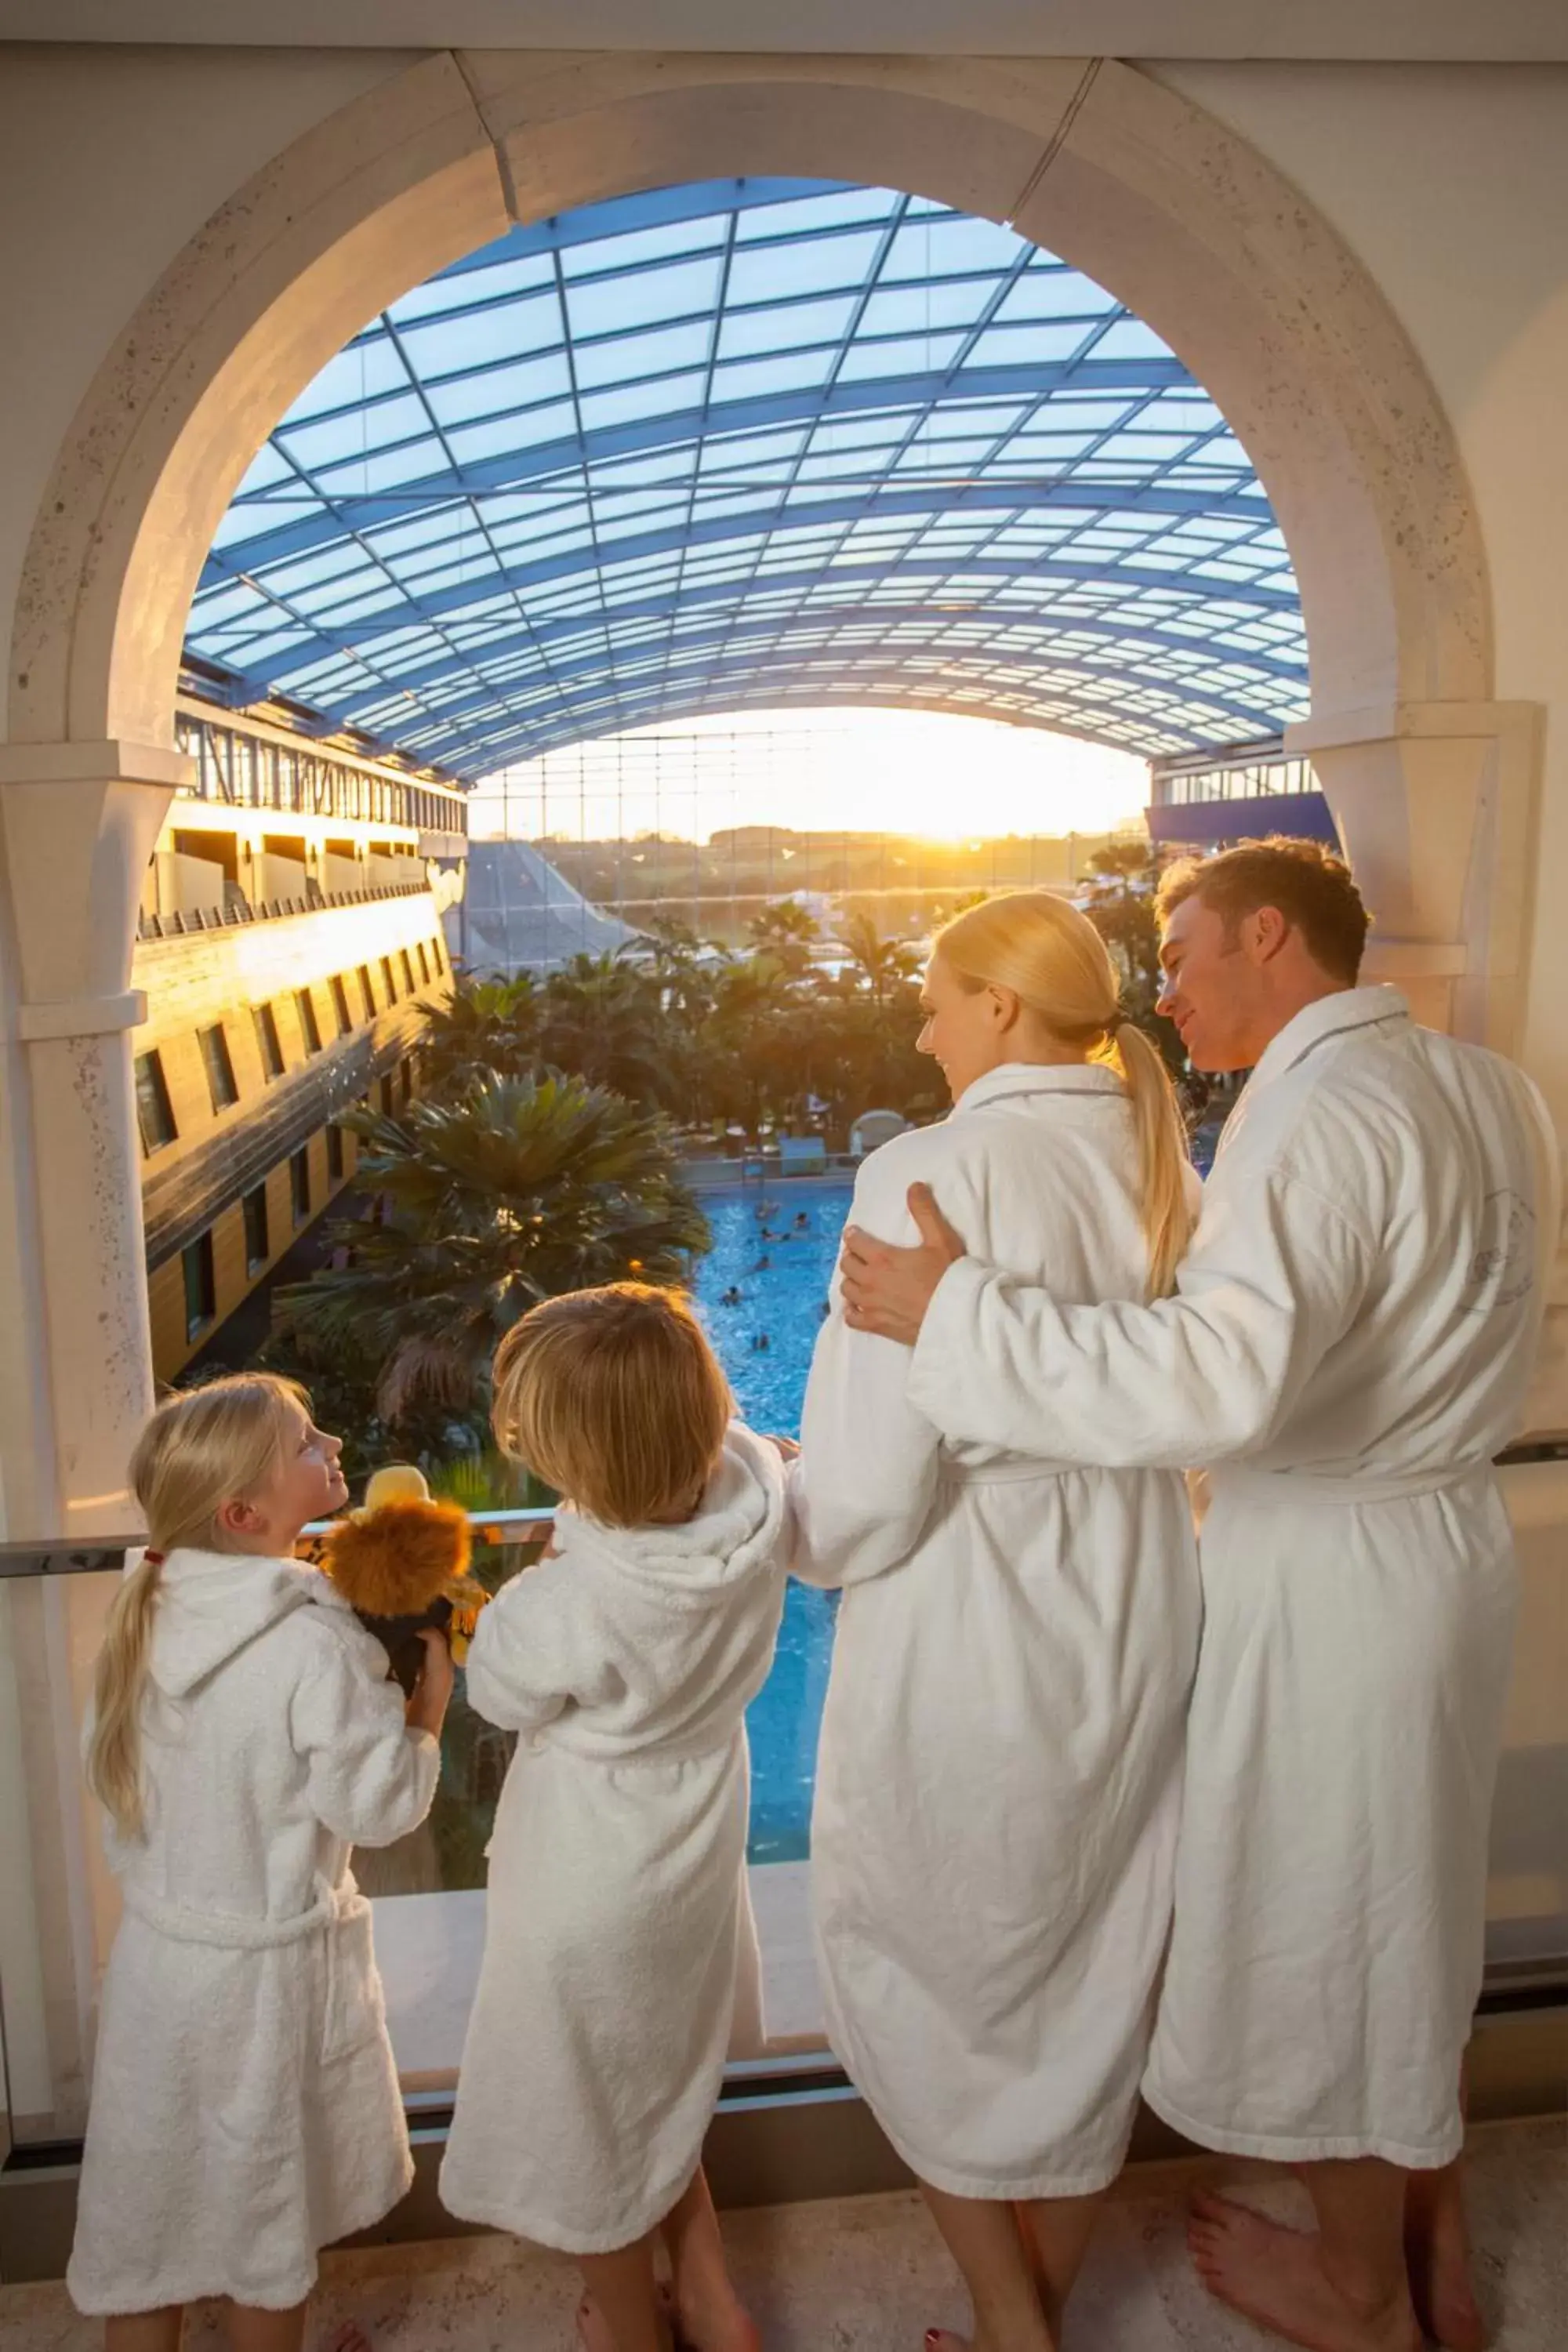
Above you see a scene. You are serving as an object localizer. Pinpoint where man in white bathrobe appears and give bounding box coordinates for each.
[838,840,1560,2352]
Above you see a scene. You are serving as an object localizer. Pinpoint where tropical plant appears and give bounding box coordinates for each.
[836,910,923,1007]
[745,895,820,975]
[1078,842,1185,1071]
[271,1071,709,1461]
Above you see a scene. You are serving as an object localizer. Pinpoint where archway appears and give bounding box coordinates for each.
[0,49,1533,1532]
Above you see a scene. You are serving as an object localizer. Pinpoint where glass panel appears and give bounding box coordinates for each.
[198,1022,240,1111]
[133,1051,177,1153]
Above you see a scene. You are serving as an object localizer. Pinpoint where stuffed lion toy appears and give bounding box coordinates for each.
[320,1465,490,1697]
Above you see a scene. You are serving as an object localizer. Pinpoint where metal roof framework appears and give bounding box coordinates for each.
[187,178,1308,779]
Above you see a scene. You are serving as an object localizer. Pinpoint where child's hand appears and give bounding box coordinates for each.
[766,1434,800,1462]
[405,1626,455,1737]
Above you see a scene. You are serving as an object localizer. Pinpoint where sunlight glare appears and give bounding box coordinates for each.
[470,707,1149,847]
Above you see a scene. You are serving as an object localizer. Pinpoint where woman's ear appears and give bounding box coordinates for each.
[986,982,1022,1033]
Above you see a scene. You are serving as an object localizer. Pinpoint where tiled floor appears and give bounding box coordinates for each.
[5,2120,1562,2350]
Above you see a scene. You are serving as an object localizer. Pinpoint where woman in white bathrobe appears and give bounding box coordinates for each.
[69,1374,451,2350]
[793,891,1202,2352]
[440,1284,789,2352]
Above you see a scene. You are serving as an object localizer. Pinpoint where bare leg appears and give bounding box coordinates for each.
[225,2304,309,2352]
[659,2169,759,2352]
[920,2183,1056,2352]
[1016,2193,1104,2340]
[1188,2160,1421,2352]
[104,2313,183,2352]
[1405,2160,1486,2352]
[577,2236,671,2352]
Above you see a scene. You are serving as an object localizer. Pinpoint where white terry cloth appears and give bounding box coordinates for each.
[439,1423,789,2254]
[793,1064,1202,2199]
[67,1550,439,2318]
[907,990,1562,2168]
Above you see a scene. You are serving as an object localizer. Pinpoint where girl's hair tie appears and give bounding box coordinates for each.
[141,1548,165,1567]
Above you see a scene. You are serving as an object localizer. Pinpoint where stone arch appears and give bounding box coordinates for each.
[10,49,1492,754]
[0,48,1533,1534]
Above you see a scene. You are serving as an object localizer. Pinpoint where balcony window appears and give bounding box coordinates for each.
[358,964,377,1020]
[182,1231,216,1339]
[330,975,354,1036]
[134,1051,177,1154]
[327,1124,344,1182]
[400,948,416,995]
[198,1022,239,1112]
[296,988,323,1056]
[290,1145,310,1225]
[430,936,445,975]
[381,954,397,1004]
[242,1182,270,1273]
[253,1001,285,1080]
[416,941,430,984]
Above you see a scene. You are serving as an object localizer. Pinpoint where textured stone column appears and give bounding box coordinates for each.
[1290,700,1566,1432]
[0,741,187,1538]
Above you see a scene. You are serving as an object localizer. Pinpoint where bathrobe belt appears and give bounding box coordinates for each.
[1210,1461,1494,1508]
[118,1870,365,1948]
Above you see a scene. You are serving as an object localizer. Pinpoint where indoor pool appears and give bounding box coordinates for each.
[691,1181,852,1863]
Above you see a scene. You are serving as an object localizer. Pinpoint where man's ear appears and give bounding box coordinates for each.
[1245,905,1292,965]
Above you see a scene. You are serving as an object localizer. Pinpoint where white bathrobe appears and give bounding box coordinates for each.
[68,1550,439,2316]
[793,1063,1202,2198]
[907,989,1562,2168]
[439,1424,789,2252]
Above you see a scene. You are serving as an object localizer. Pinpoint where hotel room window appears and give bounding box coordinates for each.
[198,1022,240,1112]
[327,1125,344,1182]
[358,964,377,1020]
[330,975,353,1036]
[290,1146,310,1225]
[182,1232,216,1340]
[242,1184,270,1274]
[400,947,416,994]
[296,988,323,1055]
[134,1051,177,1154]
[253,1002,285,1080]
[381,954,397,1003]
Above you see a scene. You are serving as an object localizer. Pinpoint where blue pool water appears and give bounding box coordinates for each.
[691,1183,853,1863]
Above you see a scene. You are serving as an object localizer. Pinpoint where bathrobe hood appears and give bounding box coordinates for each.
[147,1548,356,1699]
[550,1421,787,1606]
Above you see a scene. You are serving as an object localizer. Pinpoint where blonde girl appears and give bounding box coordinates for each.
[793,890,1203,2352]
[68,1374,452,2352]
[440,1285,789,2352]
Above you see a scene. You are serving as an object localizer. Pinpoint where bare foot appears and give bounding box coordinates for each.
[1187,2193,1421,2352]
[672,2277,760,2352]
[577,2286,678,2352]
[1406,2190,1488,2350]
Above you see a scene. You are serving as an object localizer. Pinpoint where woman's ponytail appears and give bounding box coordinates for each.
[935,890,1194,1301]
[1107,1019,1192,1298]
[85,1371,310,1843]
[86,1552,166,1843]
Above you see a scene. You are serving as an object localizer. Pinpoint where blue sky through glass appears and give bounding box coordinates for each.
[187,179,1308,780]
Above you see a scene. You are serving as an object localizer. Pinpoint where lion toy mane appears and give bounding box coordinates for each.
[321,1465,489,1697]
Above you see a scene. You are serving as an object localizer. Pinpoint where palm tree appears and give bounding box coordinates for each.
[533,953,686,1109]
[746,896,819,975]
[273,1072,709,1457]
[419,972,539,1091]
[837,910,923,1008]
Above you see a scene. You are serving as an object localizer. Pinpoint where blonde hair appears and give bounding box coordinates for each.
[935,890,1192,1298]
[492,1283,731,1530]
[86,1374,310,1842]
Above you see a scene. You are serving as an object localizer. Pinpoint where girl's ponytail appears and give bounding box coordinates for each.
[85,1371,309,1842]
[86,1553,166,1842]
[1107,1018,1193,1298]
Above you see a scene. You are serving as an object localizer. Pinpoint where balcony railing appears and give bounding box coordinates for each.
[173,697,469,839]
[136,874,434,942]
